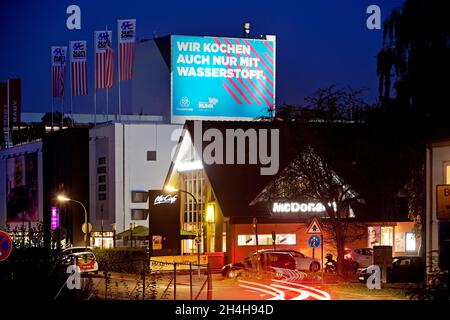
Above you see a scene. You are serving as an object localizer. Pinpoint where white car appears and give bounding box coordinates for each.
[344,247,373,269]
[64,251,99,274]
[260,250,321,272]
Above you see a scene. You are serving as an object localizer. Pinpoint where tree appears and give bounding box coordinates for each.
[377,0,450,124]
[257,146,365,275]
[272,86,370,124]
[41,111,73,126]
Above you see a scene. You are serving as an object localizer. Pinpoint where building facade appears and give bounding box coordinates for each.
[88,122,182,248]
[426,140,450,271]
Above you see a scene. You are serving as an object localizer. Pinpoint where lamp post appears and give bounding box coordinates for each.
[165,186,202,277]
[57,195,89,249]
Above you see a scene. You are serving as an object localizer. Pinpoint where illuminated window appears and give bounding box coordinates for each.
[446,164,450,184]
[380,227,393,246]
[222,232,227,252]
[237,234,296,246]
[406,232,416,252]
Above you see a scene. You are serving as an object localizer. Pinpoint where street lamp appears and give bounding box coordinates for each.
[164,186,202,276]
[57,194,89,249]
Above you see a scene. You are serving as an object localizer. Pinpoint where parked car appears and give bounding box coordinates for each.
[61,246,94,257]
[63,251,99,274]
[344,247,373,269]
[221,249,321,278]
[358,256,425,283]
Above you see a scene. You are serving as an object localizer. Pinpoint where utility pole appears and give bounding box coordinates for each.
[253,217,259,252]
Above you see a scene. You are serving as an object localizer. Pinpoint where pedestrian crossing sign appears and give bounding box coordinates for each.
[306,217,322,234]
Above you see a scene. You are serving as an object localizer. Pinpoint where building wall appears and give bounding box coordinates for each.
[426,143,450,270]
[229,221,415,263]
[89,123,182,237]
[42,128,90,247]
[0,141,43,229]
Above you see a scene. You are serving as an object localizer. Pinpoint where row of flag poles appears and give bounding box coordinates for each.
[50,19,136,127]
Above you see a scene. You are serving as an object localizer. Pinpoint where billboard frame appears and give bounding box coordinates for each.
[170,34,276,124]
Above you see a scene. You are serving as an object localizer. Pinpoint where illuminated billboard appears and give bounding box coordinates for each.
[6,153,39,222]
[171,35,276,123]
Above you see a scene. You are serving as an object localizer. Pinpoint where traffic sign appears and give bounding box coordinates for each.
[437,185,450,220]
[0,231,13,262]
[306,217,323,234]
[307,234,321,249]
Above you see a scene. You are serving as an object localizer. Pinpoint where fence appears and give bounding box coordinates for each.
[54,259,213,301]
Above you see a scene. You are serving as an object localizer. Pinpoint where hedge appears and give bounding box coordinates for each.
[93,248,148,274]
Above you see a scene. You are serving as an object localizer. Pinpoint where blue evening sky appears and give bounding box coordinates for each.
[0,0,404,114]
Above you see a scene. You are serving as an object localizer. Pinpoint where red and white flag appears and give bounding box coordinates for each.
[51,46,67,98]
[95,31,114,89]
[70,41,88,96]
[117,19,136,81]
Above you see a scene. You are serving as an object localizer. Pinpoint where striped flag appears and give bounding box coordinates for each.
[95,31,114,89]
[105,43,114,88]
[51,46,67,98]
[117,19,136,81]
[70,41,88,96]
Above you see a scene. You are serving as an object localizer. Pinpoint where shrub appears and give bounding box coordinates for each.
[93,248,148,274]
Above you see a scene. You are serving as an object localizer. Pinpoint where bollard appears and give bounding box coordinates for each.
[142,260,146,300]
[207,263,212,300]
[189,262,193,300]
[173,263,177,300]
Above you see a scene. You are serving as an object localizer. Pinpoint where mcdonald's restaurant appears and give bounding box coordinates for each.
[162,120,420,269]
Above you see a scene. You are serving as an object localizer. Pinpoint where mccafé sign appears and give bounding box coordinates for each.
[272,202,336,213]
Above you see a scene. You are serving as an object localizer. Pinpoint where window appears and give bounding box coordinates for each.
[131,209,148,220]
[446,164,450,184]
[98,157,106,165]
[98,185,106,192]
[237,234,296,246]
[98,194,106,201]
[406,232,416,252]
[98,175,106,183]
[182,170,205,227]
[131,191,148,203]
[380,227,393,246]
[147,151,157,161]
[97,166,106,174]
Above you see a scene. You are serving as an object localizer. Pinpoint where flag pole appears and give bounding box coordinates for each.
[94,31,97,127]
[61,59,65,129]
[51,66,54,130]
[61,95,64,128]
[106,25,109,122]
[70,50,74,126]
[117,20,121,122]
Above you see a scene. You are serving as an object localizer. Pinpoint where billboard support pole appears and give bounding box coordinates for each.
[93,31,97,127]
[6,80,10,146]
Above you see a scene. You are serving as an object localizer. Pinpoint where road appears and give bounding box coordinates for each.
[79,270,406,300]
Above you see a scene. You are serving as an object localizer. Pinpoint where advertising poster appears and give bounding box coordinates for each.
[8,79,21,125]
[368,226,381,248]
[171,35,275,123]
[6,153,39,222]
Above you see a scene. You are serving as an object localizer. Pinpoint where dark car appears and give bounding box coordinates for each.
[358,256,425,283]
[221,249,320,278]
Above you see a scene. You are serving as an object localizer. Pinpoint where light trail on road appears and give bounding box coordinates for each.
[238,278,331,300]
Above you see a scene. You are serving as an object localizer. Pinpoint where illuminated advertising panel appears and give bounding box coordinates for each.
[51,206,60,230]
[171,35,276,123]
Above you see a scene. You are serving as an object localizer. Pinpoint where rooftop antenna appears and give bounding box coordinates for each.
[243,22,250,38]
